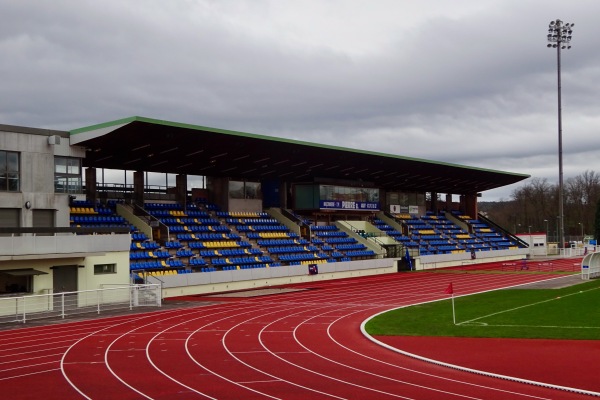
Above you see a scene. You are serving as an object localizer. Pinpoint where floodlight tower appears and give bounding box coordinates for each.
[547,19,573,251]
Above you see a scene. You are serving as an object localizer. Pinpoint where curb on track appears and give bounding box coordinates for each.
[359,274,600,398]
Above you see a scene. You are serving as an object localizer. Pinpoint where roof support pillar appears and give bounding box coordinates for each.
[85,168,97,204]
[445,194,453,212]
[207,176,229,211]
[430,192,438,214]
[175,174,187,207]
[462,194,478,218]
[134,171,144,206]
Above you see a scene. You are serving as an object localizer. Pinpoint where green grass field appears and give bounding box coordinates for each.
[365,278,600,340]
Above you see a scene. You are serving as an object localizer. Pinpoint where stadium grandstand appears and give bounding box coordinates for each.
[0,116,531,305]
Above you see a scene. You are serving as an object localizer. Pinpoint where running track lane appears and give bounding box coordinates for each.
[0,270,596,399]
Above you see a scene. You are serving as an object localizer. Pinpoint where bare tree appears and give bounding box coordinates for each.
[482,171,600,241]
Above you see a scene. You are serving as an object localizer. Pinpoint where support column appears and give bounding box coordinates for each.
[431,192,438,214]
[280,181,288,209]
[85,168,97,204]
[464,194,478,218]
[133,171,145,206]
[445,194,452,212]
[175,174,187,207]
[207,176,229,211]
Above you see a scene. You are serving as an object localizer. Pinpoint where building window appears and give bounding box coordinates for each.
[0,151,20,192]
[0,272,32,294]
[55,156,82,193]
[94,264,116,274]
[319,185,380,203]
[229,181,261,199]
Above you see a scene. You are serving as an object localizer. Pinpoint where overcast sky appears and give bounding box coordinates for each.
[2,0,599,201]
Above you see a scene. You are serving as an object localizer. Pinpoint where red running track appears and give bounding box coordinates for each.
[0,268,597,399]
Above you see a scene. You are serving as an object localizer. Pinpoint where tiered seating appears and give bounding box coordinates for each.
[189,258,207,267]
[130,240,160,251]
[130,250,185,270]
[371,219,406,242]
[70,201,97,215]
[70,200,130,229]
[176,248,194,257]
[311,225,376,261]
[370,220,418,248]
[129,231,191,272]
[165,240,182,249]
[211,256,274,267]
[134,269,191,279]
[453,211,521,250]
[397,214,470,255]
[218,212,301,242]
[219,211,311,266]
[257,238,310,247]
[145,202,273,271]
[196,197,220,211]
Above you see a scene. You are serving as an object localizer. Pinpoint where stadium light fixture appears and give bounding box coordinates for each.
[547,19,573,251]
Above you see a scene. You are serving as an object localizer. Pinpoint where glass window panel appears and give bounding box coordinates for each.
[68,177,82,193]
[55,157,67,174]
[54,156,82,193]
[0,152,19,192]
[7,152,19,172]
[8,177,19,191]
[244,182,260,199]
[67,158,80,174]
[55,176,67,193]
[228,181,244,199]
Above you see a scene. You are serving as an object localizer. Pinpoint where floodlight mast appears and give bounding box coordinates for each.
[547,19,573,251]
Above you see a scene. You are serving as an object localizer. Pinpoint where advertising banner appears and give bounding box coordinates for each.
[320,200,379,211]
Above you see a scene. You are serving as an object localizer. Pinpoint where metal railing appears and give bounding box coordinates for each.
[0,284,161,324]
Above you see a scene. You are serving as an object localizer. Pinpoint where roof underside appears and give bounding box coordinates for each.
[70,117,528,194]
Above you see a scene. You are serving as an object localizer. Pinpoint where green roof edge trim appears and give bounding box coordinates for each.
[70,116,530,179]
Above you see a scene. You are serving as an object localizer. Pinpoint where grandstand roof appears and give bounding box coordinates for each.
[70,116,529,194]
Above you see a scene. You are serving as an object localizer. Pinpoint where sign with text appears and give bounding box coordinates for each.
[390,205,419,214]
[320,200,380,211]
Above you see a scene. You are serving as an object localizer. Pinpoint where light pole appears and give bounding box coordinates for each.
[579,222,584,241]
[544,219,549,255]
[547,19,573,251]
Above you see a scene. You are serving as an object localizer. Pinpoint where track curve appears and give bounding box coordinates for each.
[1,269,596,399]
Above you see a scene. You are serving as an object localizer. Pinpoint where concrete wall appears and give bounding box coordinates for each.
[416,248,530,270]
[154,258,396,298]
[0,127,85,228]
[0,233,131,258]
[152,248,533,299]
[0,250,130,295]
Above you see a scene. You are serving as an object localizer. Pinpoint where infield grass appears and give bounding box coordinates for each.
[365,278,600,340]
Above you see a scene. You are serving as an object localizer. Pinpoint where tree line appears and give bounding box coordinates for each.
[479,170,600,243]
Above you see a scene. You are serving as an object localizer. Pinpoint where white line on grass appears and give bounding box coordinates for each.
[459,323,600,329]
[456,286,599,327]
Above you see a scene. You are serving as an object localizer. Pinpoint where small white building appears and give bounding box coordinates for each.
[516,232,547,257]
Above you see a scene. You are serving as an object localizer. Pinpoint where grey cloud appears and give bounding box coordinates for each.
[1,1,600,201]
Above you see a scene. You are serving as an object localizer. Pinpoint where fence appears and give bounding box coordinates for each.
[0,284,161,324]
[424,256,583,274]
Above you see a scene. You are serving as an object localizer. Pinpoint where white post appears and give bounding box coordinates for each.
[451,294,456,325]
